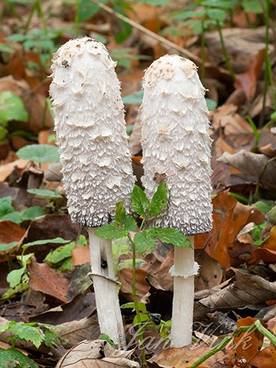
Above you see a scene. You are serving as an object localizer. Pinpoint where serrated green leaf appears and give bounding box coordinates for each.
[22,237,69,250]
[149,228,192,248]
[96,224,128,240]
[147,182,168,218]
[27,188,62,199]
[134,230,156,253]
[114,202,137,231]
[8,321,44,349]
[0,91,28,126]
[45,242,74,264]
[7,267,26,288]
[0,348,38,368]
[17,144,60,163]
[131,185,150,217]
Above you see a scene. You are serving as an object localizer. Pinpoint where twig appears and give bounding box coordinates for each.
[90,0,202,64]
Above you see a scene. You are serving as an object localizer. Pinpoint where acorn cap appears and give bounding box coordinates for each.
[50,37,135,227]
[141,55,212,235]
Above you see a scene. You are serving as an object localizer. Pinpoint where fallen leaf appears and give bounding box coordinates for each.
[119,268,150,301]
[250,345,276,368]
[72,245,90,266]
[194,192,264,268]
[56,340,139,368]
[0,221,27,261]
[29,260,70,303]
[148,343,225,367]
[235,49,265,100]
[228,317,263,366]
[0,159,27,182]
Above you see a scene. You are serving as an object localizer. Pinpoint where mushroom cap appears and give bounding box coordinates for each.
[50,37,135,227]
[141,54,212,235]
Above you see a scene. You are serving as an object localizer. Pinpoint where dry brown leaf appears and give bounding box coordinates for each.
[29,260,70,303]
[72,245,90,266]
[56,340,139,368]
[194,191,263,268]
[148,343,225,368]
[119,268,150,301]
[235,49,265,100]
[195,268,276,318]
[259,127,276,157]
[0,159,27,182]
[218,150,276,192]
[0,221,27,261]
[250,345,276,368]
[227,317,263,366]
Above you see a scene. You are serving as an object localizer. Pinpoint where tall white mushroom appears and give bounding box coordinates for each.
[50,37,135,348]
[141,55,212,347]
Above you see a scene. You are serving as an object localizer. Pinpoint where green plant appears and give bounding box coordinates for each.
[0,91,29,142]
[96,182,191,360]
[0,320,60,349]
[0,196,44,224]
[171,0,262,79]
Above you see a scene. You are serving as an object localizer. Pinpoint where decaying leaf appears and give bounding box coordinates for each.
[148,343,225,368]
[56,340,139,368]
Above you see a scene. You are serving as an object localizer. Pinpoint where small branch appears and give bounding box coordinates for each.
[90,0,202,64]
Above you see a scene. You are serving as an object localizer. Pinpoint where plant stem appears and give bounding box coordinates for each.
[261,0,276,126]
[255,320,276,345]
[216,21,234,80]
[199,21,206,81]
[190,336,232,368]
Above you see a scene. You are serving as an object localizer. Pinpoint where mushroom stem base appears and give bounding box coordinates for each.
[171,240,195,347]
[88,228,126,348]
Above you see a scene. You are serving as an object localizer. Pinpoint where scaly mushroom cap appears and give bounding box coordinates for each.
[50,37,135,227]
[141,55,212,235]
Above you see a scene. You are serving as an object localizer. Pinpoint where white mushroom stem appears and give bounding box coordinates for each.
[88,229,126,348]
[171,241,198,347]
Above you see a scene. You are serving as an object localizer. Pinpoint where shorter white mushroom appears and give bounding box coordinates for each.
[141,55,212,347]
[50,37,135,347]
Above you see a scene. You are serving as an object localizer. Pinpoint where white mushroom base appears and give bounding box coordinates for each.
[170,241,199,347]
[88,229,126,348]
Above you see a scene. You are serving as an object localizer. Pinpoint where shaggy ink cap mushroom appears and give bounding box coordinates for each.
[141,55,212,235]
[50,37,135,227]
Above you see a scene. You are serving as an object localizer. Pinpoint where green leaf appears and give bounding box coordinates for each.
[20,206,44,221]
[137,0,168,5]
[123,90,143,105]
[44,242,75,264]
[206,8,226,23]
[0,43,14,54]
[22,237,69,250]
[57,257,74,272]
[0,348,38,368]
[134,230,156,253]
[0,91,28,126]
[149,228,192,248]
[147,182,168,218]
[206,98,217,111]
[0,241,18,252]
[8,321,44,349]
[131,185,150,217]
[253,200,274,214]
[0,196,14,217]
[76,0,100,22]
[242,0,262,13]
[7,267,26,288]
[27,188,62,199]
[0,126,7,141]
[96,224,128,240]
[114,202,137,231]
[172,9,205,20]
[0,211,22,223]
[17,144,60,163]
